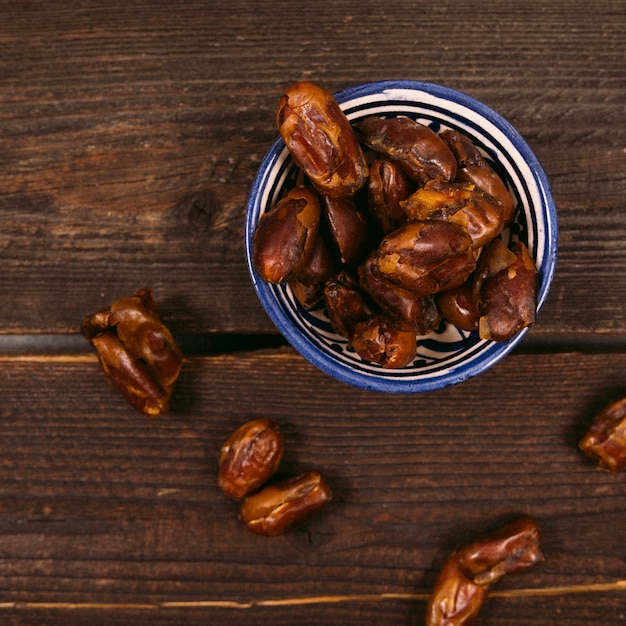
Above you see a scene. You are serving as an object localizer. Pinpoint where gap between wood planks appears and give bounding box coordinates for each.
[0,332,625,358]
[0,580,624,611]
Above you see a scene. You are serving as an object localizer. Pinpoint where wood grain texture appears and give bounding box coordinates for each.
[0,352,624,624]
[0,0,624,336]
[0,1,625,624]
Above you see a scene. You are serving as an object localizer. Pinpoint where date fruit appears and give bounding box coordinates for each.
[371,220,476,297]
[436,279,481,333]
[239,470,332,536]
[359,252,442,334]
[323,195,369,264]
[253,186,321,284]
[442,128,516,224]
[358,115,457,185]
[349,314,417,369]
[277,81,368,198]
[402,180,506,250]
[367,158,413,234]
[579,396,626,472]
[426,517,543,626]
[476,239,538,342]
[323,270,370,339]
[219,419,284,500]
[81,288,182,417]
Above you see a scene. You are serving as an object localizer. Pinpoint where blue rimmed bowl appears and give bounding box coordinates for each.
[245,80,558,393]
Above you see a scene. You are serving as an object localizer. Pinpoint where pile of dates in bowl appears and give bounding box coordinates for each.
[245,80,558,393]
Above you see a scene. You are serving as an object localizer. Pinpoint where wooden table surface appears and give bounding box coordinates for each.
[1,1,625,624]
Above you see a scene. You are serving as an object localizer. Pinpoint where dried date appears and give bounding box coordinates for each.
[442,128,516,224]
[239,470,332,536]
[476,239,538,341]
[579,396,626,472]
[323,195,369,264]
[402,180,506,250]
[357,115,457,185]
[371,220,476,297]
[219,419,284,500]
[253,186,321,284]
[366,158,414,234]
[436,280,481,333]
[426,517,543,626]
[277,81,368,197]
[323,270,370,339]
[349,314,417,369]
[81,288,182,417]
[359,252,442,334]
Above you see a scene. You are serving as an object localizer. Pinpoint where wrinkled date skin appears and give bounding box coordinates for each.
[442,129,516,224]
[426,517,543,626]
[349,314,417,369]
[239,470,332,536]
[323,270,370,339]
[289,277,325,310]
[81,288,183,417]
[367,158,414,234]
[436,281,481,332]
[437,237,538,338]
[277,81,368,198]
[323,195,370,264]
[579,396,626,472]
[357,116,457,185]
[476,239,538,341]
[218,419,284,500]
[426,556,489,626]
[253,186,321,284]
[292,225,337,288]
[371,220,476,297]
[289,226,337,309]
[359,252,442,335]
[402,180,506,250]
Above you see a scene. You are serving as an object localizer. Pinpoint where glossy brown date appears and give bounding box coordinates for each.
[349,314,417,369]
[442,128,516,224]
[239,470,332,536]
[81,288,182,417]
[253,186,321,284]
[436,281,480,332]
[359,252,442,335]
[323,270,370,339]
[426,555,489,626]
[402,180,506,250]
[476,239,538,341]
[371,219,476,297]
[277,81,368,198]
[323,195,369,264]
[366,158,414,234]
[426,517,543,626]
[579,396,626,472]
[357,115,457,185]
[292,225,337,288]
[89,331,173,417]
[454,516,544,586]
[288,225,337,309]
[218,419,284,500]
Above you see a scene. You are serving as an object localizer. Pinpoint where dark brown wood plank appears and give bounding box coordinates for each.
[0,0,624,336]
[0,351,624,624]
[1,593,625,626]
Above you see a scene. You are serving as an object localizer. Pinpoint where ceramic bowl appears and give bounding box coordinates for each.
[244,80,558,393]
